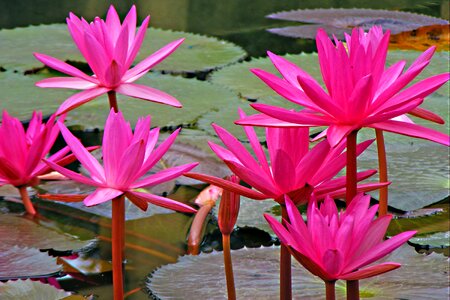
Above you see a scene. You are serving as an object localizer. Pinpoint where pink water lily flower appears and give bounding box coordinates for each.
[265,194,416,282]
[0,111,75,188]
[34,5,184,115]
[237,27,449,147]
[186,109,386,205]
[45,109,197,212]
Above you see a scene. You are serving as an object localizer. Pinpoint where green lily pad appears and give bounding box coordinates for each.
[266,8,448,39]
[0,24,246,73]
[388,201,449,236]
[0,280,71,300]
[0,72,240,130]
[357,134,449,211]
[0,246,61,280]
[65,73,240,131]
[410,231,450,249]
[147,244,448,299]
[0,214,94,252]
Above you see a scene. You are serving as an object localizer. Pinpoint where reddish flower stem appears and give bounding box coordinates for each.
[345,130,358,205]
[108,91,119,113]
[346,280,360,300]
[112,195,125,300]
[375,129,388,216]
[18,186,36,215]
[280,204,292,300]
[326,281,336,300]
[187,203,215,255]
[222,233,236,300]
[346,130,360,299]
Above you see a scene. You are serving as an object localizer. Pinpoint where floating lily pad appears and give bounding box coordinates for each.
[0,72,240,130]
[0,280,71,300]
[0,214,94,252]
[357,132,449,211]
[0,246,60,280]
[0,24,246,73]
[147,244,448,299]
[410,231,450,249]
[65,73,240,131]
[266,8,449,39]
[388,201,449,236]
[39,180,174,221]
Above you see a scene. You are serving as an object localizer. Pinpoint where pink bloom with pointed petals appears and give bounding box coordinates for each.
[34,5,184,115]
[44,109,198,213]
[265,194,416,282]
[0,111,76,188]
[237,26,450,147]
[186,109,387,205]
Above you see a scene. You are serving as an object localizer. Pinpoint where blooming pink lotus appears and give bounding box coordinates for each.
[0,111,82,214]
[34,5,184,115]
[237,27,450,147]
[264,194,416,282]
[45,109,197,212]
[186,109,386,204]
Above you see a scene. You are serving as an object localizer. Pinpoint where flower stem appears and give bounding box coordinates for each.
[346,130,360,299]
[108,91,119,113]
[18,186,36,215]
[187,203,214,255]
[326,281,336,300]
[346,280,360,300]
[375,129,388,216]
[222,234,236,300]
[112,195,125,300]
[346,130,358,205]
[280,204,292,300]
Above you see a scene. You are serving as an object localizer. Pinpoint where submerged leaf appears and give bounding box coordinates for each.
[389,24,450,51]
[0,24,246,73]
[147,245,448,299]
[267,8,448,39]
[0,280,71,300]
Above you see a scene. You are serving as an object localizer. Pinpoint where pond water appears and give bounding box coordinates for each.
[0,0,448,299]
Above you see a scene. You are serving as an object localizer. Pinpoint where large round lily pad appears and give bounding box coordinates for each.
[147,244,448,299]
[410,231,450,249]
[0,246,60,280]
[0,24,246,73]
[357,133,449,211]
[0,280,71,300]
[266,8,449,39]
[0,72,240,130]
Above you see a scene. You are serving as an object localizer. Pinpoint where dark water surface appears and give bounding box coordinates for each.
[0,0,448,299]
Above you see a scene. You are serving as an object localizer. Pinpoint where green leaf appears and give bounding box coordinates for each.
[357,132,449,211]
[410,231,450,248]
[0,280,71,300]
[0,72,241,130]
[0,24,246,73]
[147,244,448,299]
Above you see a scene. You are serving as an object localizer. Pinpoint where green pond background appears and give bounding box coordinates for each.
[0,0,449,299]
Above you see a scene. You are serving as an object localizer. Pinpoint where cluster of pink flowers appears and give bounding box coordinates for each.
[0,5,448,300]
